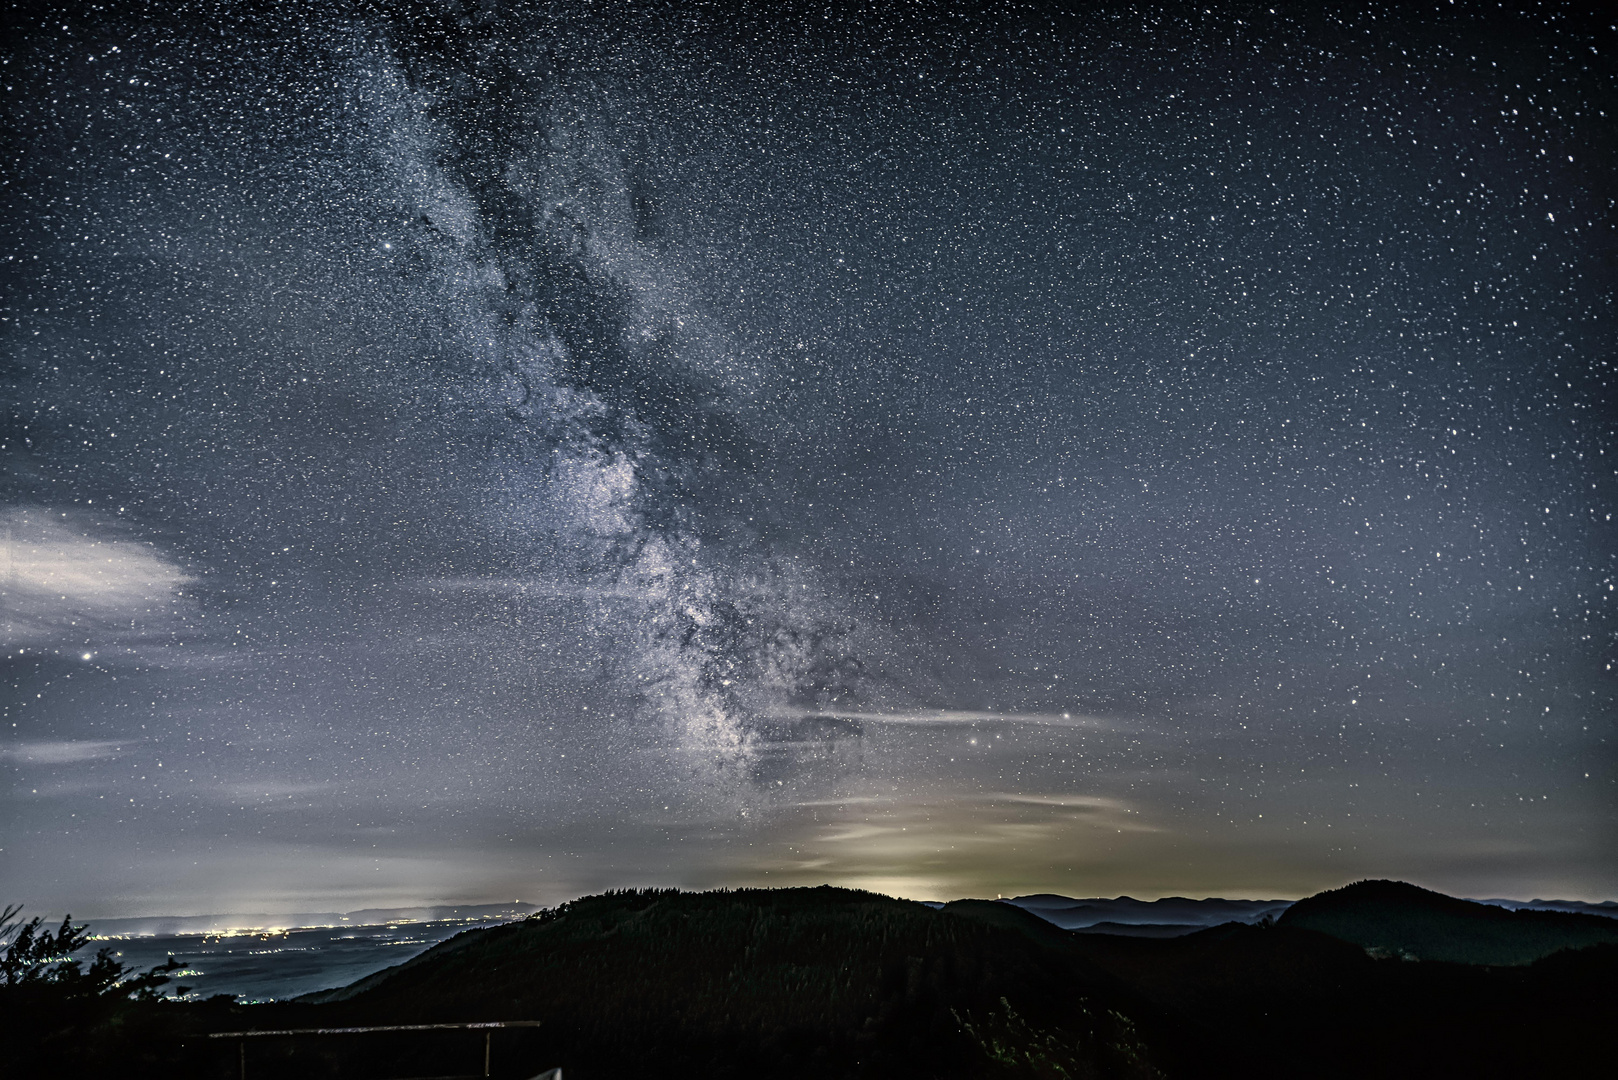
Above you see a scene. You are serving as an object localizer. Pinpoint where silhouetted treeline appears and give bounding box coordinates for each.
[5,884,1615,1078]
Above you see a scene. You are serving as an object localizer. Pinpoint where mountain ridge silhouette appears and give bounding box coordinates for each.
[1276,878,1618,964]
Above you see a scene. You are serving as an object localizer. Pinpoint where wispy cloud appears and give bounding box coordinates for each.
[0,739,129,765]
[0,507,191,650]
[716,786,1163,900]
[211,780,335,803]
[777,708,1114,729]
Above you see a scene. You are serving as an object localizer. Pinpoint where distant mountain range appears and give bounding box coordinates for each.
[999,894,1292,930]
[1474,898,1618,917]
[998,891,1618,936]
[86,903,540,938]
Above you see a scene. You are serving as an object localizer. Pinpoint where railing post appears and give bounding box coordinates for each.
[484,1029,492,1076]
[238,1037,246,1080]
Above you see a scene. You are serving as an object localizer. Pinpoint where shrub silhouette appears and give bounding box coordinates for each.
[2,904,183,999]
[1,904,190,1076]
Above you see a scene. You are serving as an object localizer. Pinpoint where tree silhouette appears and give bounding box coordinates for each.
[1,903,183,1000]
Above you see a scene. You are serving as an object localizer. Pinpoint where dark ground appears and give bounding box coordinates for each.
[5,885,1615,1078]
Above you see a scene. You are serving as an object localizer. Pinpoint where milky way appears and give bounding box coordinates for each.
[2,2,1613,914]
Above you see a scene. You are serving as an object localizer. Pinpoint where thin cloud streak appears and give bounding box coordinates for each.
[780,709,1115,729]
[1,739,130,765]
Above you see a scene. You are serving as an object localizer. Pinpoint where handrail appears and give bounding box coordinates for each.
[204,1020,545,1079]
[207,1021,544,1038]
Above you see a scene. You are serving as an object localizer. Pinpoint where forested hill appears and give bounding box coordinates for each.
[7,883,1617,1078]
[301,886,1186,1079]
[1276,879,1618,963]
[293,884,1616,1079]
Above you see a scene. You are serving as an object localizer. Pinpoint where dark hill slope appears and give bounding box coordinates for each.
[1066,924,1618,1079]
[305,886,1188,1080]
[938,897,1091,949]
[1276,879,1618,964]
[9,883,1616,1080]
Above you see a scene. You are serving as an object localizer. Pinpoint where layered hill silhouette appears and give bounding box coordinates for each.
[999,894,1291,932]
[999,889,1618,936]
[7,880,1616,1078]
[1276,879,1618,964]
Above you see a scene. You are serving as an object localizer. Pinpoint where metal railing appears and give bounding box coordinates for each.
[206,1020,548,1080]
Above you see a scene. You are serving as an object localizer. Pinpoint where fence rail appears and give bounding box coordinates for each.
[208,1021,546,1038]
[204,1020,547,1080]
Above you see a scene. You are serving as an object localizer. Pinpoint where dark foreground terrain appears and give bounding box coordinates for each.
[4,881,1615,1078]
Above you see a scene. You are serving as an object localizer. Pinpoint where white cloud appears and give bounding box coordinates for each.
[0,507,191,649]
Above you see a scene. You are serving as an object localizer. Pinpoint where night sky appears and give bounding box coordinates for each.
[3,2,1614,918]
